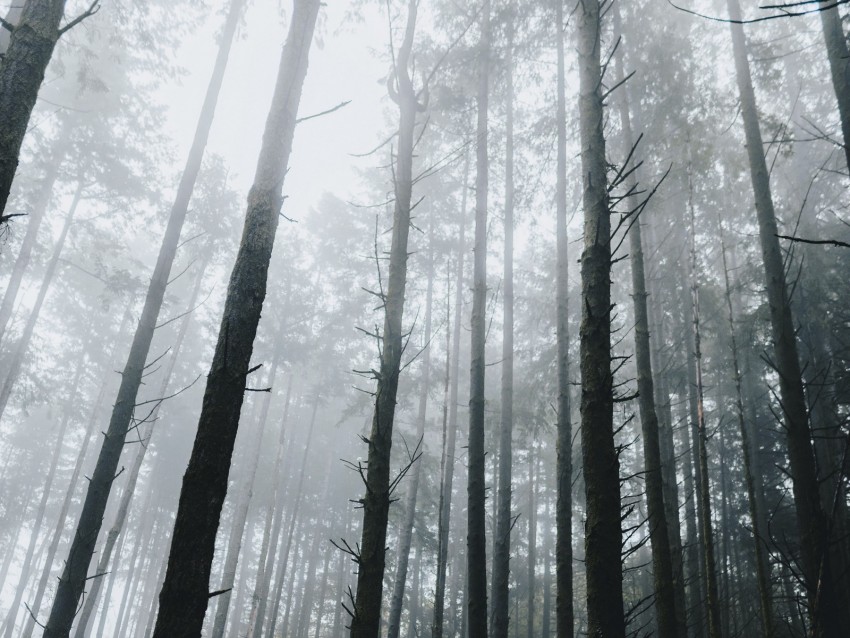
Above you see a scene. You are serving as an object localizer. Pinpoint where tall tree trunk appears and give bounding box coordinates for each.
[491,13,514,638]
[71,259,208,638]
[467,2,491,636]
[351,1,420,634]
[43,2,245,634]
[818,1,850,172]
[686,166,722,638]
[0,0,68,227]
[725,0,842,633]
[150,2,318,634]
[212,376,293,638]
[611,9,679,636]
[0,123,70,346]
[406,537,422,638]
[312,532,334,638]
[576,1,624,636]
[717,220,773,637]
[432,153,468,638]
[554,3,574,637]
[542,472,553,638]
[0,179,81,420]
[387,234,434,638]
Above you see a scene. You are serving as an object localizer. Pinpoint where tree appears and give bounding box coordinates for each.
[350,1,425,633]
[151,0,320,633]
[467,1,491,636]
[40,2,245,634]
[0,0,99,229]
[575,0,625,635]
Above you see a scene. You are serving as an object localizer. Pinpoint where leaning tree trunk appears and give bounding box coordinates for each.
[41,2,245,634]
[818,1,850,173]
[0,179,81,421]
[554,3,574,636]
[387,235,434,638]
[70,262,208,638]
[151,4,319,635]
[576,1,625,636]
[467,2,491,636]
[725,0,843,633]
[686,167,723,638]
[0,123,70,346]
[611,9,679,636]
[350,1,421,634]
[0,0,71,228]
[432,153,468,638]
[491,13,514,638]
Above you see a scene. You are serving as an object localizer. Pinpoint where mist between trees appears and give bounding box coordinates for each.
[1,0,850,637]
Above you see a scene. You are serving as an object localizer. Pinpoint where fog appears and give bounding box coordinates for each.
[0,1,849,637]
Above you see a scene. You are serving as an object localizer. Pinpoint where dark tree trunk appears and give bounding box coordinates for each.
[467,2,491,636]
[150,2,318,635]
[818,1,850,172]
[611,9,679,636]
[432,153,468,638]
[725,0,843,633]
[576,1,625,636]
[42,2,244,634]
[351,1,420,634]
[72,260,208,638]
[554,4,574,637]
[0,0,67,227]
[491,13,514,638]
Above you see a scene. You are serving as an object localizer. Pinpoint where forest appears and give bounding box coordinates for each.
[0,0,849,637]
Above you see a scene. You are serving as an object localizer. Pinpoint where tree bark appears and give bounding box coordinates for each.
[576,1,624,635]
[554,4,574,637]
[350,1,420,634]
[42,1,244,633]
[725,0,842,633]
[0,0,67,227]
[818,1,850,172]
[467,2,491,636]
[150,2,318,634]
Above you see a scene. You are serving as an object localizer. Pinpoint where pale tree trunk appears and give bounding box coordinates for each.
[43,2,245,633]
[71,259,208,638]
[717,220,773,637]
[542,475,553,638]
[726,0,843,633]
[611,8,679,636]
[432,152,468,638]
[686,164,722,638]
[576,0,624,635]
[0,179,82,420]
[150,1,317,634]
[491,13,514,638]
[387,233,434,638]
[0,123,70,346]
[554,3,574,636]
[311,532,334,638]
[0,0,69,227]
[260,396,319,638]
[467,1,491,635]
[351,1,421,634]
